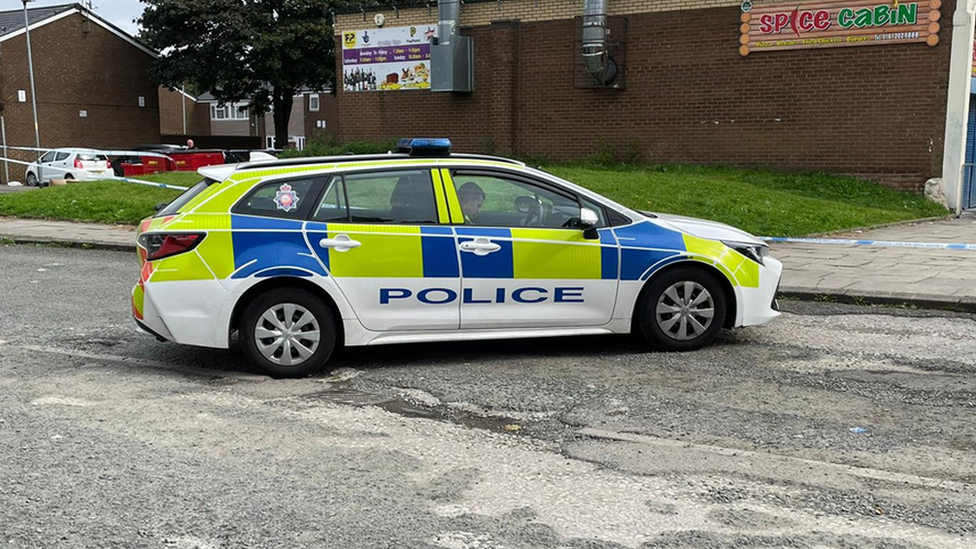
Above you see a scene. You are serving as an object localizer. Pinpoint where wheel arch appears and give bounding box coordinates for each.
[634,259,738,329]
[229,277,345,348]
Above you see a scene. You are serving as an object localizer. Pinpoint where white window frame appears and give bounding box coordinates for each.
[211,102,249,120]
[309,94,320,112]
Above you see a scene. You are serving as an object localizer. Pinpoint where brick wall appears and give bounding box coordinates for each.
[336,1,954,190]
[0,12,161,179]
[304,92,342,143]
[158,88,211,136]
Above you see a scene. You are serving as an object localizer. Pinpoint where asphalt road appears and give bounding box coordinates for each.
[1,243,975,548]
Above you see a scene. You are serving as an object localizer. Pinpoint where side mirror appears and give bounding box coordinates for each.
[153,202,168,213]
[580,207,599,240]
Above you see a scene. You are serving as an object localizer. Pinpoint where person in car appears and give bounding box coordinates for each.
[458,182,485,223]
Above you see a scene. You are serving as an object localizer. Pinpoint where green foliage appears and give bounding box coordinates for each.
[590,136,617,165]
[139,0,335,146]
[278,137,398,158]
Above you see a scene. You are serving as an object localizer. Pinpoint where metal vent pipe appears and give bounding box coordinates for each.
[581,0,616,83]
[437,0,460,46]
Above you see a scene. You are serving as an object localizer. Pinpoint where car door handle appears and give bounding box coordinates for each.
[319,234,361,252]
[459,238,501,256]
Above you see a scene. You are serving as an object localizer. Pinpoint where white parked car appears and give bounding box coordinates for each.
[24,148,111,186]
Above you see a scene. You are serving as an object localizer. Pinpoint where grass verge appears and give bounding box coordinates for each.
[542,164,947,236]
[0,165,947,235]
[0,173,192,225]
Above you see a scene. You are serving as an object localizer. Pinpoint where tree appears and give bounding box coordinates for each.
[139,0,336,149]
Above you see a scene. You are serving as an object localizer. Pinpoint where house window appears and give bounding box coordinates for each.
[309,94,320,112]
[211,103,249,120]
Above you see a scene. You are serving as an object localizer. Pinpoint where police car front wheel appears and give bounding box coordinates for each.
[635,267,726,352]
[240,289,336,378]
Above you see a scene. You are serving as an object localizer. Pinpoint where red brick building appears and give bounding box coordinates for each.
[334,0,970,202]
[0,3,161,180]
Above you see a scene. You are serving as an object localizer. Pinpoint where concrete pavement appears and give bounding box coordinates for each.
[772,214,976,310]
[1,213,974,310]
[0,218,134,250]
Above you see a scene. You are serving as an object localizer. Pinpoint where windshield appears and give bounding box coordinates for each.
[77,153,108,161]
[156,179,217,217]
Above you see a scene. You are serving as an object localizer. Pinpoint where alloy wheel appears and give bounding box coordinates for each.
[655,281,715,341]
[254,303,321,366]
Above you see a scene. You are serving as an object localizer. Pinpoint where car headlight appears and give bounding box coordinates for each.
[722,241,769,265]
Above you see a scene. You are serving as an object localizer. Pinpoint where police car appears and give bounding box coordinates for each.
[133,139,782,378]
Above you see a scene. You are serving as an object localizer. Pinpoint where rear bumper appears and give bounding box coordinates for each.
[133,279,233,349]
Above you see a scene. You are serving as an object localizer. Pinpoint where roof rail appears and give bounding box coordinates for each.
[234,152,525,171]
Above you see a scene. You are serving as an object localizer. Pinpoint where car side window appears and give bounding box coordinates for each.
[451,174,582,229]
[233,178,321,220]
[336,169,437,224]
[55,152,70,162]
[312,178,349,222]
[39,151,56,163]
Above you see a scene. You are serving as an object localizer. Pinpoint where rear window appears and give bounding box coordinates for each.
[156,179,217,217]
[77,153,108,161]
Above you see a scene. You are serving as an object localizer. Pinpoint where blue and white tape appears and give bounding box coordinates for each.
[0,154,189,191]
[761,236,976,251]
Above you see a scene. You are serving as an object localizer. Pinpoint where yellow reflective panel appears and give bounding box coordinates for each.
[195,231,235,279]
[681,234,759,288]
[132,284,145,317]
[431,170,450,224]
[149,251,214,282]
[326,224,423,278]
[440,170,465,224]
[511,228,602,280]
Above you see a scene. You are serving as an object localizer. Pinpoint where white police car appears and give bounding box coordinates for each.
[134,139,782,377]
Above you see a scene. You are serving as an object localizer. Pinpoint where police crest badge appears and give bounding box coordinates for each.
[274,183,300,212]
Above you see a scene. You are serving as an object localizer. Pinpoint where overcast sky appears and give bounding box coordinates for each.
[39,0,145,36]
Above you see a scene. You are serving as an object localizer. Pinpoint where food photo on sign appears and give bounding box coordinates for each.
[342,25,436,91]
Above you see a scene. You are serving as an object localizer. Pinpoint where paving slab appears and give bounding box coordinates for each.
[0,217,134,251]
[773,213,976,310]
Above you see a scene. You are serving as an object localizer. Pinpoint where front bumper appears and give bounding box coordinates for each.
[736,256,783,327]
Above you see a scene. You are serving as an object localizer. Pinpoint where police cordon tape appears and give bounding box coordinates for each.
[0,153,189,190]
[760,236,976,251]
[1,144,175,159]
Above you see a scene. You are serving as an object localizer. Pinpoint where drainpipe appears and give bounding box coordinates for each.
[942,0,976,215]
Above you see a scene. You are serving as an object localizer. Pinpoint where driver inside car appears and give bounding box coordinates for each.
[457,181,485,223]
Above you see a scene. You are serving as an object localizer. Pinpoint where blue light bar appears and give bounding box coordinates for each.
[397,138,452,156]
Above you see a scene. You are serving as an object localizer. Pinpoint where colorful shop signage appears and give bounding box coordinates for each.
[341,26,437,91]
[739,0,941,56]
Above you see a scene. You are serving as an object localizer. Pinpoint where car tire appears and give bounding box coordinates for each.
[26,172,38,187]
[64,173,74,180]
[240,288,336,378]
[634,266,727,352]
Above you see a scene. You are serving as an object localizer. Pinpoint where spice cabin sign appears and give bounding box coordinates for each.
[739,0,942,56]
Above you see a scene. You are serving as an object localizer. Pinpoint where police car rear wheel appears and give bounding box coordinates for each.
[636,267,726,352]
[240,289,335,378]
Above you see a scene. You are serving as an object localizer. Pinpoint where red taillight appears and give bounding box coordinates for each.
[74,158,83,169]
[106,160,112,169]
[138,233,205,261]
